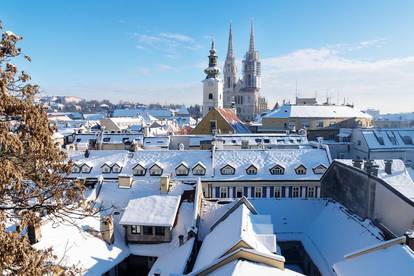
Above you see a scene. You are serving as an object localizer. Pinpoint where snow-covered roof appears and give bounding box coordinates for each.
[213,148,330,181]
[143,136,170,148]
[264,104,372,119]
[113,108,173,119]
[251,199,385,276]
[333,243,414,276]
[216,134,308,146]
[68,150,213,178]
[83,113,106,120]
[34,214,129,275]
[336,159,414,202]
[119,195,181,227]
[360,129,414,149]
[193,202,276,271]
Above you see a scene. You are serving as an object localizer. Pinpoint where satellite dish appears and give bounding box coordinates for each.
[178,143,185,151]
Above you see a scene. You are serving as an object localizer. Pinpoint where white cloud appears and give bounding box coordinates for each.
[133,31,201,58]
[261,44,414,113]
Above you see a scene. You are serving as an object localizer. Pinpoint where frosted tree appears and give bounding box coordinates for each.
[0,21,85,274]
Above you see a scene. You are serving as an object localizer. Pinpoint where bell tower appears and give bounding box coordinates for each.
[202,40,223,117]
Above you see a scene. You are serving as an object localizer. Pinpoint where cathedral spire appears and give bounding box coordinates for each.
[249,20,255,53]
[226,23,234,58]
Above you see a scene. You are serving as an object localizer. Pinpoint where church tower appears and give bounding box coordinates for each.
[242,21,261,91]
[223,24,238,102]
[202,40,223,117]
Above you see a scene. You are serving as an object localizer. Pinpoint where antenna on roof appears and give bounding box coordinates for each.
[295,80,298,98]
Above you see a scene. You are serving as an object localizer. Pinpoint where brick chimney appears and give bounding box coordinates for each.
[384,160,393,175]
[101,216,114,245]
[160,174,170,193]
[28,220,42,244]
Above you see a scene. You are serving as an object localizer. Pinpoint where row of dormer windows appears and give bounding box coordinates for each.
[219,164,327,176]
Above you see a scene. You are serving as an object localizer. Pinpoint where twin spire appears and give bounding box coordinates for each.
[225,21,256,60]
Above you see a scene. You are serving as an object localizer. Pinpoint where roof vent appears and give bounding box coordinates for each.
[352,160,363,169]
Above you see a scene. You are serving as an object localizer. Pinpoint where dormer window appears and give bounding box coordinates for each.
[192,162,206,176]
[175,162,189,176]
[101,162,112,174]
[246,165,258,175]
[112,163,123,174]
[313,164,327,174]
[295,165,307,175]
[220,164,235,175]
[132,163,146,176]
[149,163,163,176]
[81,163,93,174]
[270,164,285,175]
[72,164,81,173]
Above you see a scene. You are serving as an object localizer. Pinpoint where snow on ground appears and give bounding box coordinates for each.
[251,199,384,276]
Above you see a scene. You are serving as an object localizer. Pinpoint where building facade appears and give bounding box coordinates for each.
[222,23,267,122]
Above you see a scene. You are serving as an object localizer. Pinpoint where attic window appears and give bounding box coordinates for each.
[76,138,81,142]
[103,137,111,142]
[221,165,235,175]
[270,165,284,175]
[263,139,270,143]
[313,164,327,174]
[81,164,92,174]
[246,165,257,175]
[176,164,189,176]
[133,165,146,176]
[149,164,163,176]
[72,165,80,173]
[112,165,122,173]
[192,163,206,176]
[295,165,307,175]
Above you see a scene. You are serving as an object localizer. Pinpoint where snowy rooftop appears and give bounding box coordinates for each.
[360,129,414,149]
[213,148,330,181]
[264,104,372,119]
[193,201,276,271]
[336,159,414,202]
[119,195,181,227]
[251,199,385,276]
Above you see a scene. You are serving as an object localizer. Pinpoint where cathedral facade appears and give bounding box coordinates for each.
[222,23,268,121]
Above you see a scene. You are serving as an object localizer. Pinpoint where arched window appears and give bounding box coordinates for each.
[208,93,213,100]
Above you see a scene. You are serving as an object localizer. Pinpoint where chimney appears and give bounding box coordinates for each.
[364,160,373,171]
[160,174,170,193]
[241,140,249,149]
[384,160,393,175]
[405,231,414,251]
[101,216,114,245]
[178,234,184,246]
[352,160,363,169]
[84,149,90,158]
[28,220,42,244]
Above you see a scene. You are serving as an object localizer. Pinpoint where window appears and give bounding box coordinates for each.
[122,137,129,143]
[72,165,80,173]
[143,226,153,235]
[112,165,122,173]
[192,164,206,176]
[102,165,111,174]
[220,187,227,198]
[103,137,111,142]
[317,121,324,128]
[221,165,235,175]
[76,138,81,142]
[154,227,165,236]
[255,187,262,198]
[236,187,243,198]
[313,165,327,174]
[357,140,361,146]
[274,187,281,198]
[210,120,217,133]
[292,187,300,198]
[176,164,189,176]
[270,165,284,175]
[307,187,315,198]
[295,165,307,175]
[131,225,141,234]
[208,93,213,100]
[81,165,92,173]
[263,139,270,144]
[150,164,163,176]
[133,165,146,176]
[246,165,257,175]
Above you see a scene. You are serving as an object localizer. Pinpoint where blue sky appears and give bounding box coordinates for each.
[2,0,414,112]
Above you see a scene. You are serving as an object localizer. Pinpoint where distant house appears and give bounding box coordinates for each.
[261,102,372,140]
[119,195,181,244]
[191,108,250,135]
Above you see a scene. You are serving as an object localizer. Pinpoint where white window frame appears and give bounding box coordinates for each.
[220,187,228,198]
[255,187,262,198]
[274,186,281,198]
[292,187,300,198]
[307,187,315,198]
[236,187,243,198]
